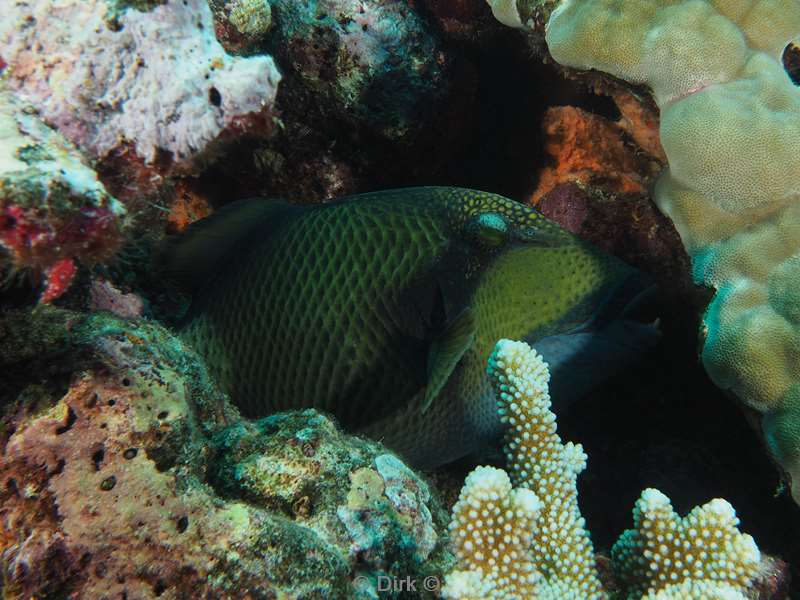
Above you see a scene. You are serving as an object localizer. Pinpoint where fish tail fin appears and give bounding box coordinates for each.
[154,198,302,293]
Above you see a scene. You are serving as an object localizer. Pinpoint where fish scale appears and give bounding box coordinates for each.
[166,187,654,466]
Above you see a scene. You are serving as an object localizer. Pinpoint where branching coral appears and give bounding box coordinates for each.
[489,339,604,599]
[540,0,800,502]
[612,489,760,600]
[445,466,542,599]
[443,340,763,600]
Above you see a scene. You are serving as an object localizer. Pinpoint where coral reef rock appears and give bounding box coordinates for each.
[88,278,145,318]
[209,0,274,53]
[531,105,662,202]
[267,0,447,141]
[210,414,446,581]
[485,0,561,32]
[0,87,125,302]
[0,0,281,170]
[420,0,497,41]
[0,307,451,599]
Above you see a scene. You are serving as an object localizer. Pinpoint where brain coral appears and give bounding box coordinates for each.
[544,0,800,502]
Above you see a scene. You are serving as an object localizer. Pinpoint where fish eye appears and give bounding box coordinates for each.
[471,212,508,248]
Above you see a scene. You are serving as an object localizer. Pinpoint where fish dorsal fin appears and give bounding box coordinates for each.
[421,307,476,413]
[157,198,301,292]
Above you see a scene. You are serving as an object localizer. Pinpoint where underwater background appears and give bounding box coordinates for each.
[1,0,800,598]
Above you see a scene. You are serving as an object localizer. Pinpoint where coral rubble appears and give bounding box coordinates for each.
[0,308,451,598]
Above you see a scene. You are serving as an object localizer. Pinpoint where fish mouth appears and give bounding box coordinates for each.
[590,269,662,334]
[536,268,663,371]
[530,270,662,411]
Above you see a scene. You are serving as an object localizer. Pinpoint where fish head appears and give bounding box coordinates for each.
[443,191,642,341]
[432,192,661,456]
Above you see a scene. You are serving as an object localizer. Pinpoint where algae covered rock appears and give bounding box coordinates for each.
[0,87,126,303]
[209,0,274,52]
[267,0,448,142]
[211,412,448,595]
[0,308,452,598]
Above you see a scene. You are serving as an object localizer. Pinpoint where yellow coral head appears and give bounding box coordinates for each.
[544,0,800,505]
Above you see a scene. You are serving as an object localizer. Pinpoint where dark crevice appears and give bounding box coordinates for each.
[176,516,189,533]
[209,87,222,107]
[51,458,66,475]
[783,43,800,85]
[55,406,78,435]
[92,447,105,471]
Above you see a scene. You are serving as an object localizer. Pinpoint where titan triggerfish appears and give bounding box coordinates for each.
[161,187,658,467]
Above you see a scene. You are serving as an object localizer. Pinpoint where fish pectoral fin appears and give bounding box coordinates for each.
[422,308,476,413]
[394,270,451,342]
